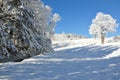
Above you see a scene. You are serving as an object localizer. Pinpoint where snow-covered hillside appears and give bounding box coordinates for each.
[0,38,120,80]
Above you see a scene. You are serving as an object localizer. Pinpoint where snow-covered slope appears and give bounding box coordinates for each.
[0,38,120,80]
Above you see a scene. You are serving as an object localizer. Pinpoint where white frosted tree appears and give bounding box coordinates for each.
[30,0,61,39]
[89,12,118,44]
[30,1,52,36]
[47,13,61,39]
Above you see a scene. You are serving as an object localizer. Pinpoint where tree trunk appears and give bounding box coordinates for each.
[101,33,105,44]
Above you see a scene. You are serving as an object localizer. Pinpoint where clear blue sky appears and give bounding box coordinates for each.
[42,0,120,37]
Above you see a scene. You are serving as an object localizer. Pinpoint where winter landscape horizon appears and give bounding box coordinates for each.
[1,0,120,80]
[43,0,120,38]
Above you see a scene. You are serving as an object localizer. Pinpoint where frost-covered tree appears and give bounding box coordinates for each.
[46,13,61,39]
[29,0,61,39]
[30,1,52,36]
[89,12,118,44]
[0,0,60,62]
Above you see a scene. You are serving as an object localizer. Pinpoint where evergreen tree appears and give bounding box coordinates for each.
[0,0,60,62]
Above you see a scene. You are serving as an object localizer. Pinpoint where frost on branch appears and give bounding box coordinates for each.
[0,0,59,62]
[89,24,101,38]
[52,13,61,22]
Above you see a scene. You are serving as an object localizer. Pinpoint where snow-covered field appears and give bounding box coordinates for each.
[1,38,120,80]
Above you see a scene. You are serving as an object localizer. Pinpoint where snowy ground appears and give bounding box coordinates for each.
[1,38,120,80]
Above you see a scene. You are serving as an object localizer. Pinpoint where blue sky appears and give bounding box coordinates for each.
[42,0,120,37]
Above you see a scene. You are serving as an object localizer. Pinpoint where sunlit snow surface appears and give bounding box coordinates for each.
[1,39,120,80]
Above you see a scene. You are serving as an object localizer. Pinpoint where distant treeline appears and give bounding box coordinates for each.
[52,33,87,41]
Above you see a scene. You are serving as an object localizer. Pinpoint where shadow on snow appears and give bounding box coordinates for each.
[0,45,120,80]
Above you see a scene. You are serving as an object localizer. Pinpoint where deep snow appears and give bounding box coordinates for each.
[0,38,120,80]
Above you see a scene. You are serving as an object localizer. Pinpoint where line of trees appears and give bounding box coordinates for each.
[52,33,87,41]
